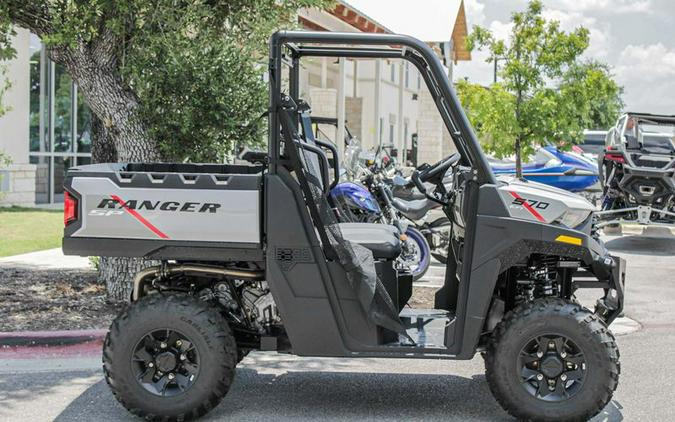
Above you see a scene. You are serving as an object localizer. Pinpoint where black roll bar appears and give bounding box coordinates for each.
[268,30,497,185]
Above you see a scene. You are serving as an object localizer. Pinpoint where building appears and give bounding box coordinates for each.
[0,1,470,206]
[0,30,92,206]
[297,0,471,165]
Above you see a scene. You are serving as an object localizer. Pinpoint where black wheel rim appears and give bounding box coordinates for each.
[132,329,200,397]
[518,334,586,402]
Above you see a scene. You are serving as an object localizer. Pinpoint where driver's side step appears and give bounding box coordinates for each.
[393,308,455,349]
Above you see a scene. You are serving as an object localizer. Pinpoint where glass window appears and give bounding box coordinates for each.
[405,63,409,88]
[53,64,73,152]
[390,62,395,83]
[379,117,383,143]
[27,33,92,204]
[389,124,395,145]
[76,88,92,153]
[29,35,47,152]
[404,121,409,146]
[53,156,74,202]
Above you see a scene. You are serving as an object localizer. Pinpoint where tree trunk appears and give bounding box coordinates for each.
[49,43,160,302]
[515,136,523,179]
[91,114,158,301]
[9,4,160,302]
[91,113,117,162]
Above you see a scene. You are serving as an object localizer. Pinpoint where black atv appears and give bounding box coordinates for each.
[62,31,625,421]
[597,112,675,228]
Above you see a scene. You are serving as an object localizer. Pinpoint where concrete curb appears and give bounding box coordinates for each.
[0,329,107,347]
[603,224,675,237]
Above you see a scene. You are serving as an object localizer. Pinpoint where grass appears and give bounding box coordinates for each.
[0,207,63,257]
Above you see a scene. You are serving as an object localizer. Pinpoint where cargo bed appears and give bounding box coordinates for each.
[62,162,264,262]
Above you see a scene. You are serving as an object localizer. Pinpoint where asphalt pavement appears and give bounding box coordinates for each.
[1,233,674,421]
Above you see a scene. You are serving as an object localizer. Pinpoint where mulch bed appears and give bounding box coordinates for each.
[0,265,439,332]
[0,267,122,332]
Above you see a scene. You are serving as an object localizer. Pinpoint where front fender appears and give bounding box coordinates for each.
[456,215,625,358]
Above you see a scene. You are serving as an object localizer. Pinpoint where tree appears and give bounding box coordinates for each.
[459,0,623,177]
[0,0,329,300]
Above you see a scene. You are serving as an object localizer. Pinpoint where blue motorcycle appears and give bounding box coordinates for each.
[330,160,432,281]
[490,146,599,192]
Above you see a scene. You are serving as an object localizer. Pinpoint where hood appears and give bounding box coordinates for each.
[495,175,595,227]
[497,175,595,210]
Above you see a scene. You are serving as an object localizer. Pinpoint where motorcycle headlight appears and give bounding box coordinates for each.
[557,209,591,228]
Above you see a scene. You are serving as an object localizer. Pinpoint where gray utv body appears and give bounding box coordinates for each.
[63,31,625,359]
[597,112,675,226]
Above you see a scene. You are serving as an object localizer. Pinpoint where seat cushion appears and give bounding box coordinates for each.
[338,223,401,260]
[391,198,441,221]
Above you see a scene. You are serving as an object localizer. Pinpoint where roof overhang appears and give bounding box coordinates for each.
[339,0,471,62]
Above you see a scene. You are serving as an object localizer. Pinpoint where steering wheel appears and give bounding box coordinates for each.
[411,152,461,204]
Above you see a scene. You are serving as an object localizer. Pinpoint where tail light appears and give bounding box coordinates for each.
[605,153,625,164]
[64,191,78,226]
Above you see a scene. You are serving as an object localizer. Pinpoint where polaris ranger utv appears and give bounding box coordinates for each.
[62,31,625,421]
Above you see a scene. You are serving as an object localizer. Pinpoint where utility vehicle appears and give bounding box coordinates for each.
[597,112,675,227]
[62,31,625,421]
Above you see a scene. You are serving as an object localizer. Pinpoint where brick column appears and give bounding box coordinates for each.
[0,163,37,207]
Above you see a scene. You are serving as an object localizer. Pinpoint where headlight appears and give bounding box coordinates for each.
[557,209,591,228]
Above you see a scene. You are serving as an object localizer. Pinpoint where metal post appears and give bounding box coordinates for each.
[397,61,405,159]
[290,55,300,131]
[336,58,346,158]
[268,35,283,173]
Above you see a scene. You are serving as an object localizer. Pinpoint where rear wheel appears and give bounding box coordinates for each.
[485,298,620,422]
[399,226,430,281]
[103,294,237,421]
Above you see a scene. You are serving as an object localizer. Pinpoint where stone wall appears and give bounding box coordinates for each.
[0,163,37,207]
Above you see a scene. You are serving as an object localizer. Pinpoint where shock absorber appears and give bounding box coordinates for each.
[532,256,559,298]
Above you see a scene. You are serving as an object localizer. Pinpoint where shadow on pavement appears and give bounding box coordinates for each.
[0,369,101,418]
[51,365,625,422]
[53,368,505,421]
[605,235,675,256]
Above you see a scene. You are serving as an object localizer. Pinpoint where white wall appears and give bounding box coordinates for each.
[0,28,30,165]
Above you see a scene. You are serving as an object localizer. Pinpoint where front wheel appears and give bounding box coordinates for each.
[103,294,238,421]
[485,298,620,422]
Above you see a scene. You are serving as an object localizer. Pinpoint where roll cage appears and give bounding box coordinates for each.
[267,30,496,186]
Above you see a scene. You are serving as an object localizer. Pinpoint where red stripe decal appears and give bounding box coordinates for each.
[508,191,546,222]
[110,195,169,239]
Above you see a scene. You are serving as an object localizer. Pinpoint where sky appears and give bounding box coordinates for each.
[346,0,675,115]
